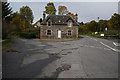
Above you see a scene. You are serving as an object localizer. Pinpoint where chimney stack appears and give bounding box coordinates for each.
[40,18,42,23]
[75,13,78,22]
[43,13,46,20]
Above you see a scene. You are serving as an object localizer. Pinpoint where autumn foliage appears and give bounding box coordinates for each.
[66,12,76,19]
[58,6,76,19]
[58,6,68,15]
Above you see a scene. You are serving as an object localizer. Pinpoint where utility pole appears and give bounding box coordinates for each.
[98,17,99,34]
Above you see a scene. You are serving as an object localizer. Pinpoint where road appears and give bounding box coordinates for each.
[3,36,118,78]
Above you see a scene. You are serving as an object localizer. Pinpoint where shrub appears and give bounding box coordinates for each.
[104,30,119,36]
[19,32,36,39]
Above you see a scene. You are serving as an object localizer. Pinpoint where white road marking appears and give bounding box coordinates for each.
[113,42,119,46]
[104,48,111,51]
[100,42,120,52]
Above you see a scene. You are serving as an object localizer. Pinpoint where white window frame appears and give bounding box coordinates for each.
[46,29,52,36]
[68,30,72,36]
[47,21,51,26]
[68,21,72,27]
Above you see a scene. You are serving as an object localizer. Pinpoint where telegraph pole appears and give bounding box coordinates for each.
[98,17,99,34]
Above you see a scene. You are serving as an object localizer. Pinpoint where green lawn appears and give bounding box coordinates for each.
[1,38,14,50]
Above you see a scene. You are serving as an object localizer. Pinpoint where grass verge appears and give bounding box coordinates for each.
[82,34,105,39]
[1,38,14,50]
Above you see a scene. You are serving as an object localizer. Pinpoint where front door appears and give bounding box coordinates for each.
[58,30,61,38]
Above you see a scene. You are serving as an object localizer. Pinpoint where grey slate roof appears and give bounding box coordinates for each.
[40,15,79,26]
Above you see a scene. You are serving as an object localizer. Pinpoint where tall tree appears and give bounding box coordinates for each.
[109,13,120,30]
[58,6,68,15]
[20,6,34,25]
[10,11,31,30]
[10,12,22,31]
[58,6,76,19]
[87,20,98,32]
[98,20,108,32]
[44,2,56,15]
[2,2,12,21]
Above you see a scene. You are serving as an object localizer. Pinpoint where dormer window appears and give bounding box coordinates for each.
[68,21,72,27]
[48,21,51,26]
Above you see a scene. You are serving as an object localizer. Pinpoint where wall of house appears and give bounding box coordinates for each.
[40,25,78,39]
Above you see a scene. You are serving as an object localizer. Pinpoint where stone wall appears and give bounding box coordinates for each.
[40,25,78,39]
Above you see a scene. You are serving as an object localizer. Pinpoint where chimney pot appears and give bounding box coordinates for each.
[43,13,46,20]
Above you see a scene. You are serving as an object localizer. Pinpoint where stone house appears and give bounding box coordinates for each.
[39,13,79,39]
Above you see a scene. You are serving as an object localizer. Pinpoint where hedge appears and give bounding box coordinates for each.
[19,32,36,39]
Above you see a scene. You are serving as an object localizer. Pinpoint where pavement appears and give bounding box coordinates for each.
[2,36,119,78]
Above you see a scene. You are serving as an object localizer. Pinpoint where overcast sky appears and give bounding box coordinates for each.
[9,2,119,24]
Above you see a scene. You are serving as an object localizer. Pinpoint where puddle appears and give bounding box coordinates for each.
[7,49,21,53]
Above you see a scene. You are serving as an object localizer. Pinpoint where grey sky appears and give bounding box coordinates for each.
[9,2,118,24]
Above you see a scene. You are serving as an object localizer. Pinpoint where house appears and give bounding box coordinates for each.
[39,13,79,39]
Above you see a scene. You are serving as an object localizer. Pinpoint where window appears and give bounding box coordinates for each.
[68,30,72,36]
[68,21,72,27]
[47,30,51,35]
[48,21,51,26]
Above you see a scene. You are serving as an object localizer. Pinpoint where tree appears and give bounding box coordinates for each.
[2,2,12,39]
[109,13,120,30]
[58,6,68,15]
[10,11,32,30]
[2,2,12,21]
[20,6,34,25]
[98,20,108,32]
[87,20,98,32]
[10,12,22,31]
[44,2,56,15]
[79,22,84,25]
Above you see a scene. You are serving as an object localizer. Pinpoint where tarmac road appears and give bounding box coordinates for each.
[2,36,118,78]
